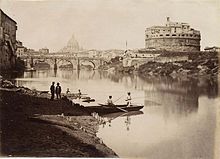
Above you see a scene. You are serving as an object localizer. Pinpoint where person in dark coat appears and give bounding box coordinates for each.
[78,89,82,99]
[56,82,62,99]
[50,82,55,100]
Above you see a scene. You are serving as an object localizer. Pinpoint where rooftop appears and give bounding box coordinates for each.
[0,9,17,24]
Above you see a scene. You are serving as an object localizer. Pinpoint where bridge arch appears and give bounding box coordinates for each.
[56,59,74,69]
[80,60,96,70]
[21,54,108,70]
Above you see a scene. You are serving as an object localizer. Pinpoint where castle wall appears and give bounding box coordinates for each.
[145,37,200,52]
[145,17,201,52]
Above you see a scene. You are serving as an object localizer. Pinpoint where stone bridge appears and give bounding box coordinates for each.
[20,52,108,70]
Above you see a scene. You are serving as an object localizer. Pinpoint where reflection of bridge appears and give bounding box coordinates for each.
[20,52,108,69]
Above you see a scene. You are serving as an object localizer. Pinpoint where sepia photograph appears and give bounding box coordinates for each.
[0,0,219,158]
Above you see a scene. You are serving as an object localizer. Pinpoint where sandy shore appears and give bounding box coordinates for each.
[0,87,117,157]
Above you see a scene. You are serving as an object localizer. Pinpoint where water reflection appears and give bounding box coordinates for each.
[93,111,143,131]
[13,69,219,158]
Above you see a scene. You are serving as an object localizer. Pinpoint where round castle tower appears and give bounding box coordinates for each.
[145,17,201,52]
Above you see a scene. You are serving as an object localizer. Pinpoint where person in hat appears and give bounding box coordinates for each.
[55,82,62,99]
[50,82,55,100]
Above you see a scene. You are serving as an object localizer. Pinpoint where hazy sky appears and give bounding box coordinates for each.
[1,0,220,52]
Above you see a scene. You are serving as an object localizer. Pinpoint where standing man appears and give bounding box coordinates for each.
[126,92,132,106]
[50,82,55,100]
[78,89,82,99]
[56,82,62,99]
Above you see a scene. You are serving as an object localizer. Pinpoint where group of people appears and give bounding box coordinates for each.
[50,82,62,100]
[107,92,132,106]
[50,82,132,105]
[50,82,83,100]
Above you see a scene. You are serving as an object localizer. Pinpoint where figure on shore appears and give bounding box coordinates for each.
[66,88,70,95]
[50,82,55,100]
[107,96,114,106]
[126,92,132,106]
[56,82,62,99]
[78,89,82,99]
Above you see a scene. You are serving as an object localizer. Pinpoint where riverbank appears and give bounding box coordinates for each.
[0,81,117,157]
[138,51,219,78]
[105,51,218,77]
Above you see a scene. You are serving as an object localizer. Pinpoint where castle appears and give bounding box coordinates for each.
[145,17,201,52]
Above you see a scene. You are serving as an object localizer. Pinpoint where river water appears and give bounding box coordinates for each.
[14,69,219,159]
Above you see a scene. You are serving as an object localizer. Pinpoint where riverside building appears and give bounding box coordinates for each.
[0,9,17,70]
[145,17,201,52]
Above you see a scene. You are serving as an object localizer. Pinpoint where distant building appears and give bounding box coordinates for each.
[39,47,49,54]
[0,9,17,70]
[100,49,124,59]
[145,17,201,52]
[204,46,220,52]
[16,40,27,57]
[60,34,83,53]
[16,46,26,57]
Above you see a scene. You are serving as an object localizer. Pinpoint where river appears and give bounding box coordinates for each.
[13,69,219,159]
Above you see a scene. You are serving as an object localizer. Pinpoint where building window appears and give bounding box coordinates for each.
[166,34,169,36]
[172,34,176,36]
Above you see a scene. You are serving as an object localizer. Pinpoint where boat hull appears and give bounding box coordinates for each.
[84,105,144,115]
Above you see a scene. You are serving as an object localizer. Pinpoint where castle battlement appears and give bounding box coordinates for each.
[145,17,201,52]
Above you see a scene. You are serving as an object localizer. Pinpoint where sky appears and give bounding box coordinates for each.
[1,0,220,52]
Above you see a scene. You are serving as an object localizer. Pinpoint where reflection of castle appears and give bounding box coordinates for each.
[145,17,201,51]
[140,76,218,118]
[145,88,199,119]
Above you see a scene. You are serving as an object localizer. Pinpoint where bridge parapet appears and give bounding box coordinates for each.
[20,54,107,61]
[20,53,108,70]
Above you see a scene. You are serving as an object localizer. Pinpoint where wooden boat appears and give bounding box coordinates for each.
[101,110,143,118]
[82,99,95,102]
[84,104,144,115]
[65,93,89,99]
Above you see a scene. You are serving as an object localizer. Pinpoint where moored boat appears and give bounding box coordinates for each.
[84,104,144,115]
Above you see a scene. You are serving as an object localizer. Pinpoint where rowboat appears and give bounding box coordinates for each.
[100,110,143,118]
[84,104,144,115]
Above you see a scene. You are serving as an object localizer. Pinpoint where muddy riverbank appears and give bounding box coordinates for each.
[0,83,117,157]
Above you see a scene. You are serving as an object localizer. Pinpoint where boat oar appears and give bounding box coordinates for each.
[116,107,128,112]
[113,95,124,103]
[98,103,128,112]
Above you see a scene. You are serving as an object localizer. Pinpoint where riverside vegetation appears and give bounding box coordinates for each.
[138,51,218,77]
[100,51,219,78]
